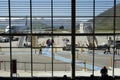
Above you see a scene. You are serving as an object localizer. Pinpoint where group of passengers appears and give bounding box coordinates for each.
[38,38,55,55]
[46,38,55,47]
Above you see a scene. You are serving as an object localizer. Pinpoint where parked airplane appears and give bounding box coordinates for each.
[4,25,29,33]
[0,25,30,45]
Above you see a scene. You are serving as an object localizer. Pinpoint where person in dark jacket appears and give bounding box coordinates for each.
[100,66,113,80]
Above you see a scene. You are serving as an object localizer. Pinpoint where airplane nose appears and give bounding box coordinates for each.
[5,29,9,33]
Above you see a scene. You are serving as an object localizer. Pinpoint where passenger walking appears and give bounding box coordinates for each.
[39,44,42,55]
[62,37,69,47]
[50,38,54,46]
[104,37,113,54]
[46,39,51,47]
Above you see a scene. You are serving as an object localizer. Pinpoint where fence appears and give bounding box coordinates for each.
[0,60,86,72]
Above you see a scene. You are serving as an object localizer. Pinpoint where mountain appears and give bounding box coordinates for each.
[89,3,120,30]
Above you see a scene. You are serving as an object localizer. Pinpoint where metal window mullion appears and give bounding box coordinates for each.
[51,0,54,77]
[8,0,12,77]
[113,0,116,77]
[92,0,95,75]
[71,0,76,79]
[30,0,33,77]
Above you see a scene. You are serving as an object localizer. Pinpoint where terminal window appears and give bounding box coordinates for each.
[0,0,120,78]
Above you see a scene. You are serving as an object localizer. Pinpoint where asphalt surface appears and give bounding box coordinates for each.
[0,36,120,71]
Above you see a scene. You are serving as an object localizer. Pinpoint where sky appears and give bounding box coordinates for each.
[0,0,120,20]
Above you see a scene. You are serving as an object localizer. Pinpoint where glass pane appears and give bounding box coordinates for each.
[11,0,30,16]
[32,0,51,16]
[95,0,114,16]
[53,0,71,33]
[53,36,71,77]
[12,48,31,77]
[75,36,93,76]
[53,18,71,34]
[76,0,93,16]
[0,48,10,77]
[32,0,51,34]
[33,36,52,77]
[53,0,71,16]
[0,0,10,77]
[11,36,31,48]
[95,17,114,33]
[0,36,10,47]
[76,17,93,34]
[116,17,120,33]
[115,35,120,76]
[116,2,120,16]
[32,18,51,34]
[94,36,114,76]
[0,0,8,16]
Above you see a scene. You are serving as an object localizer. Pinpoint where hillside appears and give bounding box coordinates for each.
[89,3,120,30]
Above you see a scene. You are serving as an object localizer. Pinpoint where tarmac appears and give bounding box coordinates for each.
[0,36,120,77]
[0,49,120,77]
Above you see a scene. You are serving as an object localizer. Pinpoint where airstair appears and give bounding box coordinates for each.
[80,22,106,50]
[18,36,26,47]
[80,22,98,49]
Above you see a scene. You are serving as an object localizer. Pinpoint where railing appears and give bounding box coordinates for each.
[0,61,86,72]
